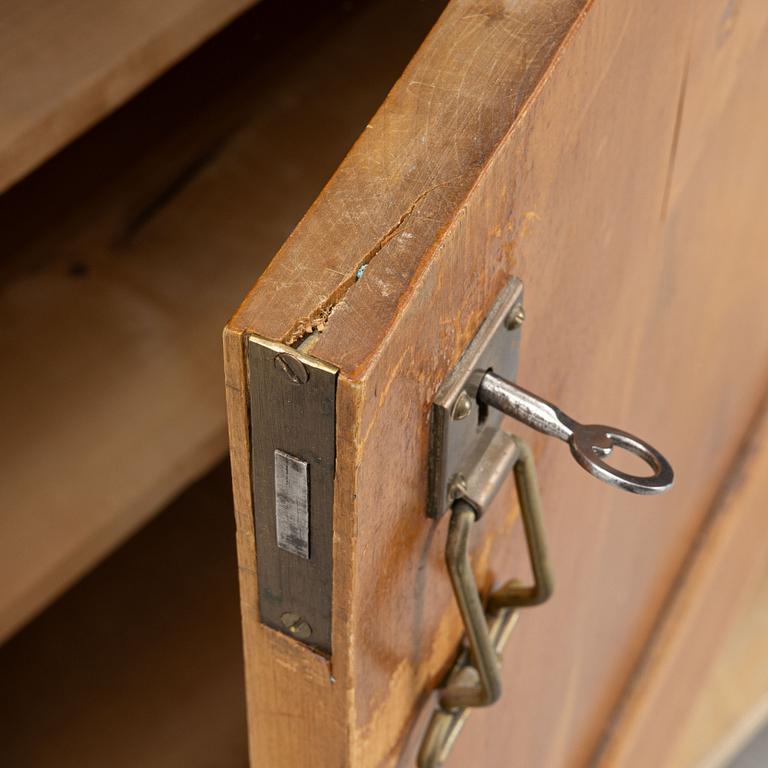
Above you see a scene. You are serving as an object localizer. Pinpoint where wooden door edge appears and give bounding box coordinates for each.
[225,0,589,366]
[221,3,592,764]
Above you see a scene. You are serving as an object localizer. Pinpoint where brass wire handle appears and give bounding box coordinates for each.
[418,437,552,767]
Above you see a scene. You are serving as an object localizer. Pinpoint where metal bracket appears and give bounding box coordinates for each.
[428,278,523,518]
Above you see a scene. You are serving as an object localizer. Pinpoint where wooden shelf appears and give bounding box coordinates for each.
[0,0,445,641]
[0,463,249,768]
[0,0,257,193]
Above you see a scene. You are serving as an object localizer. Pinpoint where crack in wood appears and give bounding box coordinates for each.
[286,185,439,347]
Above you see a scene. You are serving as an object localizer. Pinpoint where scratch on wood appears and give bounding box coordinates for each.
[660,47,691,220]
[286,184,444,347]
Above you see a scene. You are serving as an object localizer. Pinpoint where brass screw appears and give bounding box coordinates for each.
[504,304,526,330]
[274,352,309,385]
[452,391,473,421]
[280,612,312,640]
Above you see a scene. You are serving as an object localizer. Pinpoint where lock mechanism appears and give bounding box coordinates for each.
[427,279,525,519]
[428,278,673,519]
[419,277,674,767]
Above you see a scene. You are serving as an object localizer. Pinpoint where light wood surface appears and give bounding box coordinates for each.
[225,0,768,766]
[598,393,768,767]
[0,0,255,193]
[601,392,768,768]
[674,569,768,768]
[0,0,440,642]
[0,463,249,768]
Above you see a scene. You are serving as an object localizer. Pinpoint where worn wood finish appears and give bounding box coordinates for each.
[226,1,587,764]
[0,0,256,192]
[598,392,768,768]
[225,0,768,766]
[0,0,441,641]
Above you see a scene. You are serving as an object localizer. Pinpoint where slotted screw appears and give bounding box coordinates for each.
[274,352,309,385]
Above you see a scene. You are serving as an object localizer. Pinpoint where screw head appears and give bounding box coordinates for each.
[448,474,468,501]
[280,612,312,640]
[451,391,473,421]
[274,352,309,385]
[504,304,526,330]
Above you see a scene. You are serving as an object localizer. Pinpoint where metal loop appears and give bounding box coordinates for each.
[569,424,675,495]
[440,500,502,710]
[489,437,553,611]
[418,437,552,768]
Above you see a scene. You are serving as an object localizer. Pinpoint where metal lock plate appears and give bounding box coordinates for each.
[427,278,523,518]
[247,336,338,654]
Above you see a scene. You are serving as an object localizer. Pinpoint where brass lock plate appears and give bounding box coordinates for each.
[427,278,523,518]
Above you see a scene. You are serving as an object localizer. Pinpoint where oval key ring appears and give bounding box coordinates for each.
[569,424,674,494]
[477,372,674,495]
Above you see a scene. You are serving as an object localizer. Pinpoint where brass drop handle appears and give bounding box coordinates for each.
[418,437,552,767]
[420,418,673,766]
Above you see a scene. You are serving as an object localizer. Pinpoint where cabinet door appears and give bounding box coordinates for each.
[224,0,768,765]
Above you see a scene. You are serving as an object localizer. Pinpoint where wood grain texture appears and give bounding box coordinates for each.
[672,567,768,768]
[597,391,768,768]
[226,0,768,765]
[0,0,438,641]
[226,1,588,764]
[0,463,248,768]
[0,0,255,193]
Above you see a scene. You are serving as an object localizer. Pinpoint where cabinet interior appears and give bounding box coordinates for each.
[0,0,444,762]
[0,0,445,640]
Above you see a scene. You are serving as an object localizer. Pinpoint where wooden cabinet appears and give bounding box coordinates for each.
[224,0,768,766]
[1,0,767,766]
